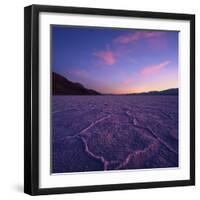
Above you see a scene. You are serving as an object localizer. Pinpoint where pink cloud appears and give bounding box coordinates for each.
[140,60,171,75]
[114,32,142,44]
[114,31,164,44]
[142,31,163,38]
[93,50,115,65]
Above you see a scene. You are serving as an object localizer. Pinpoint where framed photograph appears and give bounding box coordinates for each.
[24,4,195,195]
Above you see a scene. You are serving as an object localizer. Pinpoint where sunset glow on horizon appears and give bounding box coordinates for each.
[52,26,178,94]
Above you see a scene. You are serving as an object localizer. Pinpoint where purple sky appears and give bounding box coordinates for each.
[52,26,178,94]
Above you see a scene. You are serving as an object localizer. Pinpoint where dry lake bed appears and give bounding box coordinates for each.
[52,95,178,173]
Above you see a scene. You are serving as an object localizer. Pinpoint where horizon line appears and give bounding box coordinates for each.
[100,87,178,95]
[53,71,178,95]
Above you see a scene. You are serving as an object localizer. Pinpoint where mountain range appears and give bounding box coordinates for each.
[52,72,178,96]
[52,72,101,95]
[127,88,178,96]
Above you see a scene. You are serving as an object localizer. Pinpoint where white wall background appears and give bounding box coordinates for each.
[0,0,199,199]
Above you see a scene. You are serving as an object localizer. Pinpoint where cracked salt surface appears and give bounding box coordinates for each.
[52,95,178,173]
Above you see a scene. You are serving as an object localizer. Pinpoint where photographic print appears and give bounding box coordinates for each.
[24,5,195,195]
[51,26,179,174]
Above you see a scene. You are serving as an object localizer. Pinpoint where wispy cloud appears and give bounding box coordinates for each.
[114,31,164,44]
[93,50,115,65]
[140,60,171,75]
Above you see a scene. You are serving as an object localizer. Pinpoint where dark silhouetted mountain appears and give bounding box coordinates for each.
[52,72,101,95]
[127,88,178,96]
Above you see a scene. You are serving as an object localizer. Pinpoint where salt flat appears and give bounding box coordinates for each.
[52,95,178,173]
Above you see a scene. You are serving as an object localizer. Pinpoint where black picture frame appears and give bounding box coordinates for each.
[24,4,195,195]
